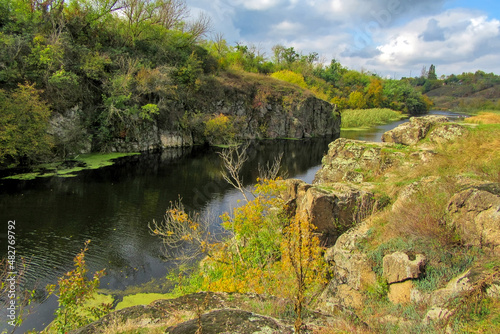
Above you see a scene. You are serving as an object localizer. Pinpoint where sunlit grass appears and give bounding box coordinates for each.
[341,108,405,128]
[464,110,500,124]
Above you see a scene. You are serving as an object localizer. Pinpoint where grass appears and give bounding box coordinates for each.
[341,108,405,129]
[3,152,140,180]
[464,110,500,124]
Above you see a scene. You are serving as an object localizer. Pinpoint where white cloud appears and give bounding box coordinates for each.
[186,0,500,75]
[271,21,304,36]
[234,0,284,11]
[372,9,500,72]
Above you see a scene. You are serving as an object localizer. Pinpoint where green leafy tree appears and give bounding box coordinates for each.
[314,58,345,85]
[428,64,437,80]
[0,83,53,166]
[348,91,367,109]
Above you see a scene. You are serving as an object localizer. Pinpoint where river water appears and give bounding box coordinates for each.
[0,111,465,332]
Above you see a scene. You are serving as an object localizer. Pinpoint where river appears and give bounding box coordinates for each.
[0,110,465,332]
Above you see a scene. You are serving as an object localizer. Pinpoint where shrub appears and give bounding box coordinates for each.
[203,113,236,145]
[46,240,111,333]
[348,91,367,109]
[0,83,53,166]
[270,70,307,89]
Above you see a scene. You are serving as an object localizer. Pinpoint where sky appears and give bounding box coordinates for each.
[187,0,500,78]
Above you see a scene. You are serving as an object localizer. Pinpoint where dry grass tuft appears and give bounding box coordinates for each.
[464,112,500,124]
[389,180,458,245]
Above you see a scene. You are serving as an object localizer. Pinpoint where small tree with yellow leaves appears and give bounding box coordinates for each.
[46,240,111,333]
[282,213,328,333]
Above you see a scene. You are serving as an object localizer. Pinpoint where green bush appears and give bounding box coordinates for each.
[0,83,53,166]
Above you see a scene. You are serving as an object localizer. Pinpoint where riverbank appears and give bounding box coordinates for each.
[68,115,499,333]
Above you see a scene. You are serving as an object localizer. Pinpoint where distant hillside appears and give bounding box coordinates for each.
[414,70,500,111]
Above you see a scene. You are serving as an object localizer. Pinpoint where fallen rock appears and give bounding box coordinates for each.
[447,183,500,254]
[383,252,426,284]
[299,184,376,245]
[283,180,378,246]
[388,280,413,304]
[382,115,449,145]
[165,309,292,334]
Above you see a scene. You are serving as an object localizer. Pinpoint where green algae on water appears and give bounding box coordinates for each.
[3,152,140,180]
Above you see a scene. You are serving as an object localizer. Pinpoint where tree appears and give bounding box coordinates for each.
[282,213,325,333]
[420,65,428,78]
[365,78,384,107]
[0,83,53,166]
[315,58,344,85]
[348,91,367,109]
[428,64,437,80]
[121,0,189,41]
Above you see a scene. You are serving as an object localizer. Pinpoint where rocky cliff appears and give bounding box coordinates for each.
[50,72,340,154]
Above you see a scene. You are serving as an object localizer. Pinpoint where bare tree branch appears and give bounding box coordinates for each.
[258,152,285,181]
[217,143,250,203]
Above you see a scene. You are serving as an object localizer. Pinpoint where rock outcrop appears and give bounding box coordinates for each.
[51,75,341,154]
[383,252,426,284]
[447,183,500,254]
[312,138,395,184]
[71,292,291,334]
[283,179,379,246]
[320,220,377,310]
[381,115,449,145]
[428,123,466,144]
[165,309,292,334]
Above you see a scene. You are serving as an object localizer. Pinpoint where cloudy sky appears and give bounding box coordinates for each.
[187,0,500,78]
